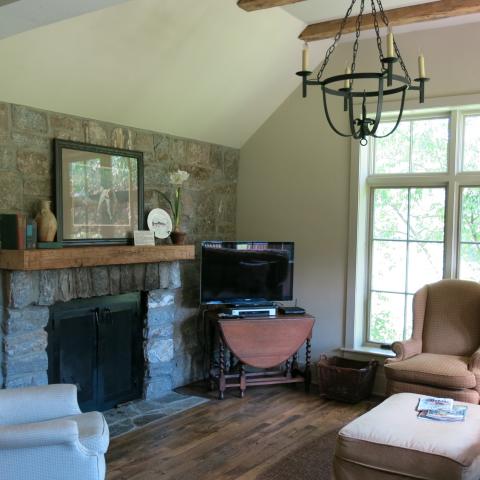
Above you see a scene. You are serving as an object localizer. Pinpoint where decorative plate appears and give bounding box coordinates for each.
[147,208,172,239]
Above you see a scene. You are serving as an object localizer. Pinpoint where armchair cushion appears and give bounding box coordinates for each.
[385,353,476,389]
[64,411,109,454]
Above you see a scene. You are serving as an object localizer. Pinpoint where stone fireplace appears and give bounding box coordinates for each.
[0,259,200,404]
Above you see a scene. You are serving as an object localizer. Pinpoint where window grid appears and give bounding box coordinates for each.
[367,187,446,344]
[371,116,450,176]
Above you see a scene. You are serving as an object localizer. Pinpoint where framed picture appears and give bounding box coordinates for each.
[54,139,144,246]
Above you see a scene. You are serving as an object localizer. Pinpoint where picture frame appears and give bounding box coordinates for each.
[54,139,144,246]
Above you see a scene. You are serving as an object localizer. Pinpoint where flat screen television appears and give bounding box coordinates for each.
[201,241,294,304]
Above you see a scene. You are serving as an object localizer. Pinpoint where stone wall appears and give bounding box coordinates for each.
[1,263,184,398]
[0,102,238,240]
[0,101,239,394]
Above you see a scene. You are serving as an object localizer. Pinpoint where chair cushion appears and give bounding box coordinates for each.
[334,393,480,480]
[387,379,480,404]
[63,411,109,454]
[384,353,477,389]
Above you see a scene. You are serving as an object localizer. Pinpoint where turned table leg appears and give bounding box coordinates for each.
[305,338,312,393]
[240,363,246,398]
[284,357,291,377]
[218,337,226,400]
[229,350,235,373]
[292,352,299,377]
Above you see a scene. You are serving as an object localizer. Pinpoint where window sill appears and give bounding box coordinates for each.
[340,346,395,358]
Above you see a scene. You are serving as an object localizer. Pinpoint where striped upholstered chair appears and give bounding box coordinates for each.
[0,384,109,480]
[384,279,480,403]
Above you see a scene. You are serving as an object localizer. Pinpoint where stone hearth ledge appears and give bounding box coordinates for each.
[0,261,183,399]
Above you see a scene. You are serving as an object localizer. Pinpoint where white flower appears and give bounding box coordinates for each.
[169,169,190,185]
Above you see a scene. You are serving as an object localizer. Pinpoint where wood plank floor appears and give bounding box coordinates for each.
[107,385,374,480]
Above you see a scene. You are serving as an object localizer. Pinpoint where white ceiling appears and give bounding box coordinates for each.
[0,0,131,39]
[282,0,438,24]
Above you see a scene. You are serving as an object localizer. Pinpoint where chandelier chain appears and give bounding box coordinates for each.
[351,0,365,76]
[371,0,384,64]
[376,0,412,83]
[317,0,357,82]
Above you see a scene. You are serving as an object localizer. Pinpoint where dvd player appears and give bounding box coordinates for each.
[222,305,277,317]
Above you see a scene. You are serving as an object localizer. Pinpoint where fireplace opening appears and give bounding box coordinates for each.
[47,292,144,412]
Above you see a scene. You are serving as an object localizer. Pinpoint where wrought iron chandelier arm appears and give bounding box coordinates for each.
[322,87,354,138]
[372,88,406,138]
[369,78,385,136]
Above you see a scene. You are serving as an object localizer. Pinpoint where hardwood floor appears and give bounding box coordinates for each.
[107,384,374,480]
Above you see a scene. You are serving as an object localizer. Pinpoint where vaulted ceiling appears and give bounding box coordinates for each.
[0,0,478,148]
[0,0,316,148]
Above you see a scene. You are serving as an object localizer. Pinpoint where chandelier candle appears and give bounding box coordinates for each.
[386,29,395,58]
[418,53,426,79]
[302,42,309,71]
[344,65,352,89]
[295,0,430,145]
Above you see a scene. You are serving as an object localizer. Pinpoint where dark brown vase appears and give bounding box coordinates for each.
[170,230,187,245]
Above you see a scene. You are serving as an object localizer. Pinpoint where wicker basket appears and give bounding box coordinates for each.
[317,355,378,403]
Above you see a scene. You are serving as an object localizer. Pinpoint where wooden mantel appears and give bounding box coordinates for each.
[0,245,195,271]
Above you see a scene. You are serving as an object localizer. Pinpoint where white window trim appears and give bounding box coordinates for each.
[345,93,480,351]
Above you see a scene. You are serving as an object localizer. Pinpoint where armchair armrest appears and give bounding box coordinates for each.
[0,384,81,426]
[387,339,422,363]
[469,346,480,373]
[0,419,79,450]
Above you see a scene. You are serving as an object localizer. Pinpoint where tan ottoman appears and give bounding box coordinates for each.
[333,393,480,480]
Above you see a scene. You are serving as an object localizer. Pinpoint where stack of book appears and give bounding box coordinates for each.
[0,214,37,249]
[416,396,467,422]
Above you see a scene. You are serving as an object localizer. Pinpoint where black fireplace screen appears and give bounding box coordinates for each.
[47,293,144,412]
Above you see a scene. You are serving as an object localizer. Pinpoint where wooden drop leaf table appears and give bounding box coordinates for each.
[207,312,315,399]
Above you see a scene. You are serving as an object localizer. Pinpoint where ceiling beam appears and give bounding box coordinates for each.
[300,0,480,42]
[237,0,306,12]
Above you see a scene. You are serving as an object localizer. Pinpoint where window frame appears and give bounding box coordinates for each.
[347,103,480,351]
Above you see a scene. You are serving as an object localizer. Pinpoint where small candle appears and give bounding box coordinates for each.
[344,65,351,89]
[418,53,426,79]
[302,42,309,71]
[386,29,395,58]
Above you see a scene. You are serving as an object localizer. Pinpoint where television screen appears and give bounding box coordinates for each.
[201,241,294,304]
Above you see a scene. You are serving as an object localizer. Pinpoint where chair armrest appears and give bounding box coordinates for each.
[469,347,480,372]
[0,419,79,450]
[0,384,81,425]
[387,339,422,363]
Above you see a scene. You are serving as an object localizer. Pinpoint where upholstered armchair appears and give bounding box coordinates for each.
[384,279,480,403]
[0,384,109,480]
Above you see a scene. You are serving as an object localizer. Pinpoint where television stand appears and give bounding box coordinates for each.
[207,311,314,399]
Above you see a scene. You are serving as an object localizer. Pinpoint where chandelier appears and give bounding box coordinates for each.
[296,0,429,145]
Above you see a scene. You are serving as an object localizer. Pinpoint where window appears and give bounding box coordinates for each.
[369,187,445,343]
[353,109,480,348]
[459,187,480,281]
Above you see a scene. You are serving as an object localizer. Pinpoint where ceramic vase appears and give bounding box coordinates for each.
[36,200,57,242]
